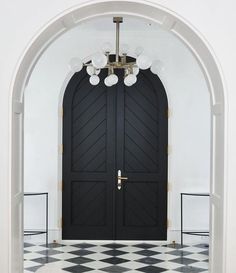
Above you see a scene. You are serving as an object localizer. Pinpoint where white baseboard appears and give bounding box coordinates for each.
[24,228,209,245]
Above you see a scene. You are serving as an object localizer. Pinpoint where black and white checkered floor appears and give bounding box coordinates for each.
[24,242,209,273]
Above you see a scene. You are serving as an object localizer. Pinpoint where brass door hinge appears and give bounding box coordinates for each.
[167,108,171,118]
[60,107,63,118]
[59,180,63,191]
[167,219,171,228]
[167,183,172,192]
[59,144,63,154]
[167,145,171,155]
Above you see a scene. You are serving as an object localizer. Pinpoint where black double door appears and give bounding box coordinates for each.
[62,67,168,240]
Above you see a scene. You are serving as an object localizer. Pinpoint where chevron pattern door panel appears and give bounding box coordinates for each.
[62,69,115,239]
[123,181,159,227]
[116,71,168,240]
[63,63,167,240]
[71,84,107,172]
[71,181,106,226]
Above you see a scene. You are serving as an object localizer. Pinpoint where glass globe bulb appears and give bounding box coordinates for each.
[136,55,152,70]
[104,76,113,87]
[89,75,100,85]
[86,66,100,76]
[120,44,129,55]
[151,60,164,75]
[132,66,140,76]
[108,74,118,85]
[92,53,107,69]
[135,46,144,56]
[68,58,83,72]
[101,42,112,54]
[124,74,137,86]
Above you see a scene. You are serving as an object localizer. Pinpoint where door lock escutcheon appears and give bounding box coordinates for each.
[117,170,128,190]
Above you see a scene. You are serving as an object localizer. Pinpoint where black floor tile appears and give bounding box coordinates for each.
[100,265,130,272]
[69,249,94,256]
[67,256,93,265]
[101,257,129,265]
[171,257,198,265]
[103,243,126,249]
[25,265,44,272]
[135,250,158,256]
[175,266,207,272]
[40,243,64,248]
[63,265,93,272]
[194,244,209,249]
[200,250,209,255]
[136,257,163,265]
[134,243,157,249]
[137,265,167,272]
[72,243,95,249]
[31,256,59,264]
[37,249,63,256]
[167,250,192,257]
[24,242,35,248]
[102,249,127,256]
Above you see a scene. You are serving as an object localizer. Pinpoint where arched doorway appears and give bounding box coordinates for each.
[10,2,226,273]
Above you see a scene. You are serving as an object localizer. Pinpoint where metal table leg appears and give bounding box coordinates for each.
[46,193,48,247]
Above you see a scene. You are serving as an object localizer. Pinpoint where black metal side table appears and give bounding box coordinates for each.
[24,192,48,246]
[181,192,210,245]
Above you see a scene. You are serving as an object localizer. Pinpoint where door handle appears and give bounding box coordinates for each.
[117,170,128,190]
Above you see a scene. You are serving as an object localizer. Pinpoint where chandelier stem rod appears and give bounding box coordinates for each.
[113,17,123,63]
[115,20,120,63]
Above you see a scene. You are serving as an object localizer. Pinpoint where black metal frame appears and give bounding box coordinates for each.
[24,192,48,246]
[181,192,210,245]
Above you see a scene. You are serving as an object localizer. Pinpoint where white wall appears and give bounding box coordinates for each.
[23,16,210,244]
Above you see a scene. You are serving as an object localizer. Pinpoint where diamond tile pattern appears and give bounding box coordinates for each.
[24,242,209,273]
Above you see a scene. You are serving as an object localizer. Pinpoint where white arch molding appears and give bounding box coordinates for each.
[10,1,226,273]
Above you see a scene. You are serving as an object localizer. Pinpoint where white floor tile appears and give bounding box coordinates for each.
[191,261,209,269]
[152,253,177,261]
[186,253,209,261]
[50,252,78,260]
[151,246,175,253]
[82,260,111,269]
[119,246,141,253]
[119,253,144,261]
[85,252,111,260]
[24,260,41,268]
[24,252,45,260]
[156,261,182,270]
[55,245,79,252]
[88,245,110,252]
[119,261,146,269]
[25,245,47,252]
[181,246,205,253]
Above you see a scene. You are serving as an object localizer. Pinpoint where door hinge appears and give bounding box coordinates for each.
[167,183,172,192]
[60,107,63,118]
[167,219,171,228]
[59,180,63,191]
[167,145,171,155]
[60,218,63,228]
[167,108,171,118]
[59,144,63,154]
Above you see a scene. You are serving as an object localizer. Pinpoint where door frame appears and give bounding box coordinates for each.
[9,1,227,273]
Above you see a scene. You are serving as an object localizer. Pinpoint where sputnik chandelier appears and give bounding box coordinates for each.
[69,17,164,87]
